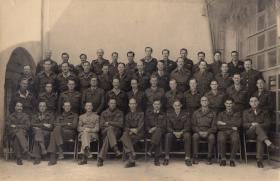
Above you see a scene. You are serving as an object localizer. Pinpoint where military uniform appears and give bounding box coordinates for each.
[125,61,137,75]
[91,58,110,75]
[108,63,118,76]
[228,60,244,76]
[252,90,274,113]
[209,61,222,76]
[81,87,105,114]
[243,109,270,161]
[6,112,30,160]
[106,89,128,114]
[226,85,248,113]
[154,71,170,92]
[165,111,192,158]
[58,90,82,114]
[115,72,132,92]
[31,112,54,159]
[215,73,233,93]
[17,73,35,93]
[217,111,241,160]
[98,108,123,159]
[38,92,58,113]
[78,71,96,92]
[58,62,77,74]
[192,108,216,159]
[182,58,194,73]
[127,89,146,112]
[9,90,35,115]
[56,72,78,93]
[140,58,158,75]
[78,112,99,154]
[241,69,262,96]
[165,89,184,112]
[170,68,191,93]
[184,90,202,114]
[36,59,58,74]
[205,91,226,113]
[133,71,150,91]
[159,59,177,74]
[34,71,57,93]
[145,87,165,111]
[193,71,214,96]
[98,73,113,93]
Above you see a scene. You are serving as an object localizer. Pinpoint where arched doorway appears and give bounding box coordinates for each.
[4,47,36,117]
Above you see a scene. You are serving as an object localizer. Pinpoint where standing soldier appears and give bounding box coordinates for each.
[192,96,216,165]
[75,54,88,75]
[146,99,167,166]
[98,65,113,93]
[133,62,150,91]
[77,102,100,165]
[228,51,244,76]
[193,60,213,96]
[154,61,170,92]
[145,74,165,112]
[120,98,144,168]
[17,65,35,93]
[34,60,57,94]
[78,61,95,92]
[125,51,138,75]
[140,47,157,74]
[180,48,193,73]
[57,52,76,74]
[56,62,77,93]
[6,102,31,165]
[47,102,78,166]
[81,76,105,115]
[192,51,207,73]
[170,57,191,93]
[209,51,224,76]
[115,63,132,92]
[226,73,248,113]
[205,80,226,113]
[243,97,279,168]
[91,49,110,75]
[127,78,146,112]
[217,98,241,167]
[58,79,81,114]
[106,78,128,114]
[165,79,184,112]
[109,52,119,76]
[159,49,177,74]
[97,98,123,167]
[164,100,192,166]
[31,102,54,164]
[184,78,202,115]
[215,62,233,93]
[38,83,58,114]
[36,50,58,74]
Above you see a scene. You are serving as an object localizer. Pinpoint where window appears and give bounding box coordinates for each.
[249,55,257,69]
[257,34,265,51]
[267,29,277,47]
[249,36,256,54]
[257,0,266,12]
[257,13,266,31]
[267,10,276,26]
[257,54,265,69]
[267,50,277,68]
[269,75,277,91]
[249,17,256,35]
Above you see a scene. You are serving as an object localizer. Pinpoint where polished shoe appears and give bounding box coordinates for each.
[162,159,169,166]
[185,159,192,166]
[17,159,23,165]
[257,161,264,168]
[229,160,235,167]
[220,160,226,166]
[192,158,199,164]
[33,159,41,165]
[48,161,57,166]
[125,162,136,168]
[206,158,212,165]
[97,158,103,167]
[78,160,87,165]
[154,159,160,166]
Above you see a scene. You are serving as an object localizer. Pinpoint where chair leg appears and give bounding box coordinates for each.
[144,139,148,161]
[239,142,242,162]
[243,136,248,164]
[73,138,77,160]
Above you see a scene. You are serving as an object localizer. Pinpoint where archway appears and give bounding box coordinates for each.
[4,47,36,118]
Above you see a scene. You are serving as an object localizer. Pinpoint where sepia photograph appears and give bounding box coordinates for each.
[0,0,279,180]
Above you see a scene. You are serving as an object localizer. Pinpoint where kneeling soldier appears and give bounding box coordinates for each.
[164,100,192,166]
[47,102,78,165]
[6,102,31,165]
[97,98,123,167]
[192,96,217,165]
[243,96,279,168]
[120,98,144,168]
[146,99,167,166]
[217,98,241,167]
[31,102,54,164]
[78,102,100,165]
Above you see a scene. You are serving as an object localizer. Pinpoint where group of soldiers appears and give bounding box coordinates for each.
[6,47,279,168]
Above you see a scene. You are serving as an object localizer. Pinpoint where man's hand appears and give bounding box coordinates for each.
[173,131,182,139]
[217,121,226,125]
[251,122,259,126]
[199,131,208,138]
[67,122,72,126]
[130,128,138,135]
[84,127,91,132]
[105,122,109,126]
[10,124,16,128]
[232,127,238,131]
[43,123,51,128]
[149,127,156,133]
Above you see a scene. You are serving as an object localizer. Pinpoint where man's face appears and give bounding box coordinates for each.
[67,81,75,90]
[214,53,221,61]
[108,99,117,110]
[198,53,205,61]
[150,77,158,87]
[23,66,31,75]
[180,50,187,58]
[102,65,109,74]
[39,102,47,113]
[173,101,182,112]
[112,53,118,62]
[189,79,197,90]
[225,100,233,111]
[199,62,207,71]
[45,84,53,93]
[231,52,238,61]
[90,77,98,87]
[233,74,241,84]
[137,63,144,71]
[200,97,209,107]
[249,97,259,109]
[244,61,252,71]
[97,49,104,58]
[128,99,137,111]
[118,64,125,74]
[210,81,218,90]
[44,61,52,71]
[83,62,91,72]
[256,79,265,89]
[80,55,87,63]
[169,80,177,90]
[221,64,228,73]
[153,101,161,111]
[20,80,28,91]
[145,48,152,57]
[45,51,52,59]
[162,50,169,59]
[61,63,69,73]
[113,79,120,89]
[63,102,71,112]
[157,62,164,71]
[62,54,69,62]
[15,102,23,112]
[177,58,184,68]
[85,103,93,112]
[127,53,134,62]
[131,79,138,89]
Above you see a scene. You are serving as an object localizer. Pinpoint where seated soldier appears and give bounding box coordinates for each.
[217,98,241,167]
[145,99,167,166]
[243,96,279,168]
[47,102,78,166]
[192,96,216,165]
[120,98,144,168]
[78,102,100,165]
[164,100,192,166]
[97,98,123,167]
[6,102,31,165]
[31,102,54,165]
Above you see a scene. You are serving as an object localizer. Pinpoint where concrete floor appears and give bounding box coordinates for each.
[0,158,280,181]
